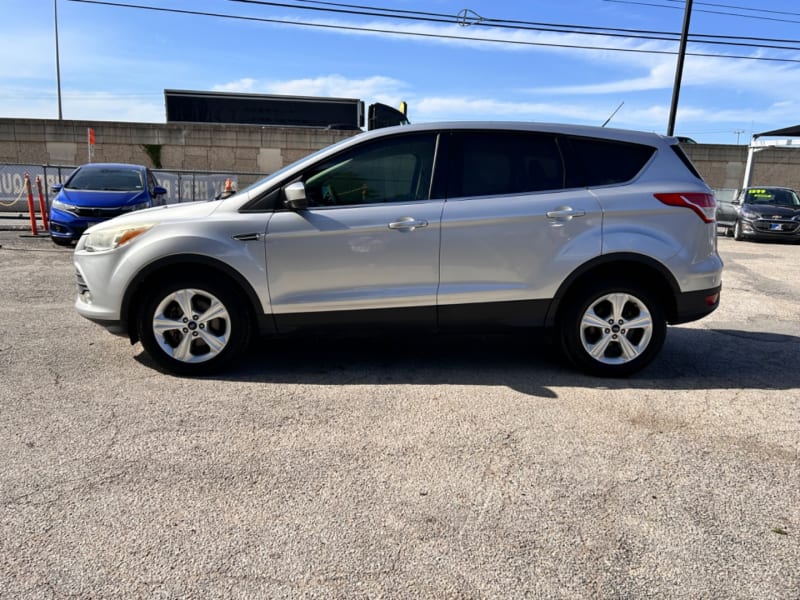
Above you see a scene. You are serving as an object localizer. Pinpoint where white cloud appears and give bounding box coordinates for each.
[412,96,612,124]
[213,75,407,101]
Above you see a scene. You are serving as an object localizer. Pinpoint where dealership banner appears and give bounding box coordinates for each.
[0,164,235,212]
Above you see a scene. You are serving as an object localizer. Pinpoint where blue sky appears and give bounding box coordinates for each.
[3,0,800,143]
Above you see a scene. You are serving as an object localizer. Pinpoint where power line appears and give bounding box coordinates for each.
[231,0,800,48]
[68,0,800,62]
[241,0,800,47]
[664,0,800,18]
[603,0,800,24]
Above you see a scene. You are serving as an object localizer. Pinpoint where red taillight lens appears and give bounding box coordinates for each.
[654,192,717,223]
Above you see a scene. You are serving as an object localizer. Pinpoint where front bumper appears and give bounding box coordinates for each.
[739,218,800,241]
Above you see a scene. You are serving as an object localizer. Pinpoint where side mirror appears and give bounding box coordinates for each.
[154,185,167,196]
[283,181,308,210]
[51,183,63,194]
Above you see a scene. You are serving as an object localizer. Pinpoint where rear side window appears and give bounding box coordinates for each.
[446,131,565,198]
[567,136,655,186]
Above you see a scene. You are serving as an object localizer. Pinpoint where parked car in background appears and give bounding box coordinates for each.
[49,163,167,246]
[72,122,722,377]
[726,186,800,242]
[714,188,740,235]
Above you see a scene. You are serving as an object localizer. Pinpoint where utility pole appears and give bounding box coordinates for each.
[54,0,63,120]
[667,0,693,137]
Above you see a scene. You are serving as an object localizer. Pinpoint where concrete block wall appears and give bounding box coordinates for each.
[0,118,356,177]
[682,143,800,191]
[4,118,800,193]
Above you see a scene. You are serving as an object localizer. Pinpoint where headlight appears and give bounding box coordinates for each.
[83,224,154,252]
[740,209,759,219]
[51,198,76,213]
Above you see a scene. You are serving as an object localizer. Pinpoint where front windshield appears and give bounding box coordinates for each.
[67,167,144,192]
[744,188,800,207]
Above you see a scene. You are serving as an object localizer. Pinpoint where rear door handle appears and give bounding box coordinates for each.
[388,217,429,232]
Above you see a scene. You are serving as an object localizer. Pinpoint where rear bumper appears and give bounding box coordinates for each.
[672,285,721,324]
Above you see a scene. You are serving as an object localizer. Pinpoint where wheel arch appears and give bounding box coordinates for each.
[546,253,681,327]
[121,254,272,344]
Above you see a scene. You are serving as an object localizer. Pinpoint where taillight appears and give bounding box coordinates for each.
[654,192,716,223]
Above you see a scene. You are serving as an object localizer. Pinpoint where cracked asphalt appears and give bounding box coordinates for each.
[0,230,798,599]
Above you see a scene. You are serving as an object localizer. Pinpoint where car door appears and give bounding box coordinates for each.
[437,130,603,328]
[265,131,443,330]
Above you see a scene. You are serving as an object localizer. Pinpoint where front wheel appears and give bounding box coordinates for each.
[137,278,251,375]
[733,220,744,241]
[559,281,666,377]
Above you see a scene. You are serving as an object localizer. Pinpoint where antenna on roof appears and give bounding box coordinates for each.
[602,102,624,127]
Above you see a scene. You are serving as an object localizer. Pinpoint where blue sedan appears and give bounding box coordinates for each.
[49,163,167,246]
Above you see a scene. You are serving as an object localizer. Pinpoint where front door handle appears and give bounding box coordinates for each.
[388,217,429,232]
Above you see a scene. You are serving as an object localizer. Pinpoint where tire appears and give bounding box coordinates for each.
[137,277,251,375]
[559,280,667,377]
[733,220,744,241]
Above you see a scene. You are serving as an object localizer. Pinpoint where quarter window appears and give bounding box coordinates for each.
[567,136,655,186]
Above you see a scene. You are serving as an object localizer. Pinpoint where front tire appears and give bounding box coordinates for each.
[559,280,666,377]
[137,278,251,375]
[733,220,744,241]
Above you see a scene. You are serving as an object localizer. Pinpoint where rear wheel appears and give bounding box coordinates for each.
[559,280,666,377]
[137,278,251,375]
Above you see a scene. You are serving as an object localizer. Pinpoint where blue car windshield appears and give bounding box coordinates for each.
[67,168,144,191]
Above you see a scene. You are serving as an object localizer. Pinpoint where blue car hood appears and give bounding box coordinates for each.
[60,188,149,208]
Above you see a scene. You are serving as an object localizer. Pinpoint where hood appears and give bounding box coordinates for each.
[60,188,150,208]
[85,200,222,232]
[742,202,800,219]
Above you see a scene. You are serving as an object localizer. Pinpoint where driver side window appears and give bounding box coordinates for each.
[303,133,437,206]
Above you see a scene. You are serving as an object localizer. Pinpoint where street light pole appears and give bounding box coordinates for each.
[54,0,63,120]
[667,0,692,137]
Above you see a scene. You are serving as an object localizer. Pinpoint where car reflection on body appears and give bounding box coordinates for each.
[727,186,800,242]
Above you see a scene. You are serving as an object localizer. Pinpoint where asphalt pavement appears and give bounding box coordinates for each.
[0,213,39,232]
[1,226,798,599]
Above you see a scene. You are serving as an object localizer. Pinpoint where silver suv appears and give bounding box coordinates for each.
[73,122,722,377]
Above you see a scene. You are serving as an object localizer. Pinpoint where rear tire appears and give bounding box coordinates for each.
[137,277,251,376]
[559,280,666,377]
